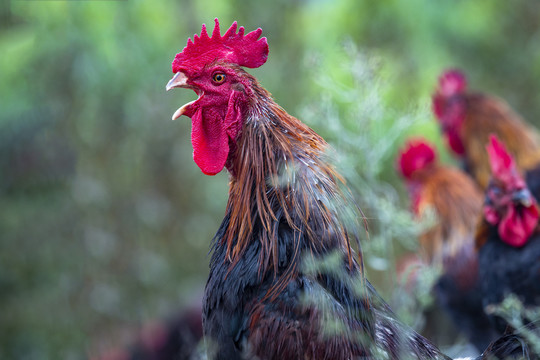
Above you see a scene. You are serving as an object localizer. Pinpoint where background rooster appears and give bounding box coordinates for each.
[476,135,540,333]
[397,138,499,351]
[432,69,540,189]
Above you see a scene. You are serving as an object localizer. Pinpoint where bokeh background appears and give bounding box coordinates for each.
[2,0,540,358]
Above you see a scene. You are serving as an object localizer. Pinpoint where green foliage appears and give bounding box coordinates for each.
[2,0,540,358]
[300,44,440,333]
[302,42,430,276]
[487,295,540,356]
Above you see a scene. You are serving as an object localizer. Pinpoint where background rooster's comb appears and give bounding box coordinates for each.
[397,138,437,179]
[172,19,268,73]
[486,134,518,183]
[437,69,467,97]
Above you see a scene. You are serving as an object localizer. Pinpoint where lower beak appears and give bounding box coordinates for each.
[166,71,200,120]
[166,72,188,91]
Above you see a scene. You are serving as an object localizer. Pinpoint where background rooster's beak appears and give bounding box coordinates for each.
[166,72,188,91]
[513,188,532,207]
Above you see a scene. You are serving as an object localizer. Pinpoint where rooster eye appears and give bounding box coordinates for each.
[212,73,226,84]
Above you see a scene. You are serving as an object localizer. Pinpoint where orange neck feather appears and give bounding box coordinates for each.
[222,79,364,289]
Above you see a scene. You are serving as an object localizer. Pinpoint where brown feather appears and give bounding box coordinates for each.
[474,218,491,250]
[220,69,364,300]
[413,165,483,267]
[461,94,540,189]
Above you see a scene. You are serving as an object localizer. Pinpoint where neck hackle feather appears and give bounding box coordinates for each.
[170,20,368,297]
[223,76,367,299]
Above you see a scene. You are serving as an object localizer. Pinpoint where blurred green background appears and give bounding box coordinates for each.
[2,0,540,358]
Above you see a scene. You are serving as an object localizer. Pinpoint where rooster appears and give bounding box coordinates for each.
[397,138,500,351]
[476,135,540,333]
[432,69,540,189]
[166,19,537,360]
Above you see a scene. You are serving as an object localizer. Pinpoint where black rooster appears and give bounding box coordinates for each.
[476,135,540,334]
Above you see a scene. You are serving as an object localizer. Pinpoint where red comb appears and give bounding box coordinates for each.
[486,134,521,185]
[172,19,268,73]
[397,138,437,179]
[437,69,467,97]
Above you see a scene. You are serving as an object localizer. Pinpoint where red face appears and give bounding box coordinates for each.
[432,70,468,157]
[483,181,538,247]
[484,135,539,247]
[166,19,268,175]
[167,63,251,175]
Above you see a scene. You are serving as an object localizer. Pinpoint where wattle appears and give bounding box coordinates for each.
[445,129,466,156]
[191,107,230,176]
[432,95,445,119]
[499,205,539,248]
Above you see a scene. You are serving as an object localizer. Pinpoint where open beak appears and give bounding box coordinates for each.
[166,72,200,120]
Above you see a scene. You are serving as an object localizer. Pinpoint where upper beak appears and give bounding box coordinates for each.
[513,188,533,207]
[166,71,200,120]
[166,72,188,91]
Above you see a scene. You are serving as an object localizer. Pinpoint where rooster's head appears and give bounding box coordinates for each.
[397,138,437,180]
[432,69,468,157]
[484,134,539,247]
[166,19,268,175]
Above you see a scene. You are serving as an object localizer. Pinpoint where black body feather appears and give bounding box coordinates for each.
[203,209,451,359]
[478,226,540,333]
